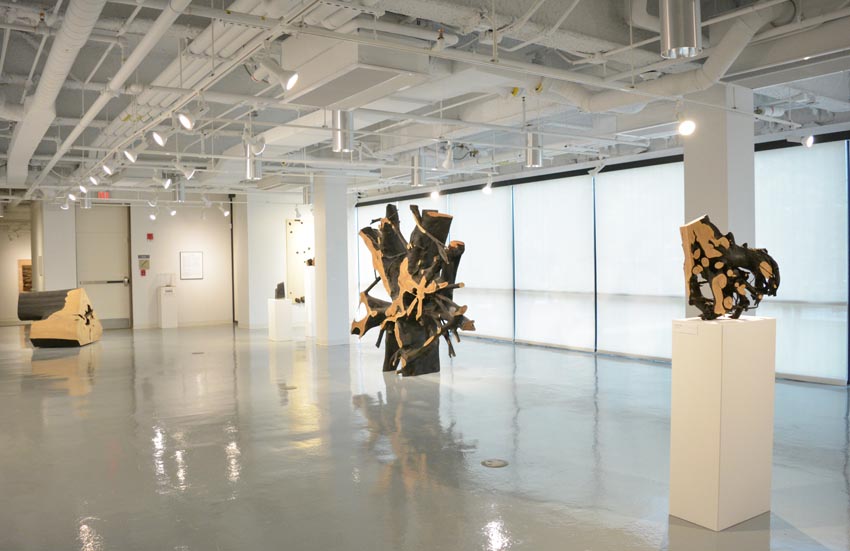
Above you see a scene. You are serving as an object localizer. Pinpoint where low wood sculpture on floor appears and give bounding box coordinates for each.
[352,204,475,376]
[19,288,103,347]
[680,215,780,320]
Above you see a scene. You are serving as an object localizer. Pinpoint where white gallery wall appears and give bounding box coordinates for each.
[130,203,233,328]
[0,228,31,323]
[232,195,299,328]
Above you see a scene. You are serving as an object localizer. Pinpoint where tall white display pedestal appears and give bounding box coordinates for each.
[158,286,178,328]
[268,299,294,342]
[303,265,316,338]
[670,317,776,531]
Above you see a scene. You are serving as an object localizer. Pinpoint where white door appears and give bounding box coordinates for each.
[76,206,131,328]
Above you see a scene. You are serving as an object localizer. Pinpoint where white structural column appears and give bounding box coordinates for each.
[683,84,755,245]
[30,203,78,291]
[313,176,351,346]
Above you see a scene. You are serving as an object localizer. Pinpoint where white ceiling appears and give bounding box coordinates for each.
[1,0,850,206]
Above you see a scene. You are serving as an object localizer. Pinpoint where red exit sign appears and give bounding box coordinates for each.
[97,191,110,199]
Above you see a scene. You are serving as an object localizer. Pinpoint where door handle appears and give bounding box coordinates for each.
[79,278,131,285]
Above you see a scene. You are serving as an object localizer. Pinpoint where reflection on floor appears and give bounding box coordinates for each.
[0,325,847,550]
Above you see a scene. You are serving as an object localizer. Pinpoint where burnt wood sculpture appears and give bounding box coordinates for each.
[20,288,103,347]
[352,204,475,376]
[680,215,780,320]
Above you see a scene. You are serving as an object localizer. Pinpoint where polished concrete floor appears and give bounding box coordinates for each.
[0,325,847,551]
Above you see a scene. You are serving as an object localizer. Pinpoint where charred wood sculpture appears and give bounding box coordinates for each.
[19,288,103,347]
[680,215,780,320]
[352,204,475,376]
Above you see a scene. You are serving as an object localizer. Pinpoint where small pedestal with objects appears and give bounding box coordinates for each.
[670,317,776,531]
[268,299,294,342]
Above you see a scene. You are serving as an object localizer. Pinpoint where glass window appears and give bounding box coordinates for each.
[514,176,596,350]
[447,187,514,340]
[595,163,685,358]
[755,141,848,382]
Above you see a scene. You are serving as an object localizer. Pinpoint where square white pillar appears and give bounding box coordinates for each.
[313,176,350,346]
[670,317,776,531]
[683,84,755,246]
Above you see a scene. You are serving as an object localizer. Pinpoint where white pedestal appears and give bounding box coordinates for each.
[670,317,776,531]
[157,286,178,328]
[304,265,316,338]
[268,299,294,342]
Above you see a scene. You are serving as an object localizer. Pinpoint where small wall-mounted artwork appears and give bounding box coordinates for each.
[179,251,204,280]
[680,215,780,320]
[18,259,32,292]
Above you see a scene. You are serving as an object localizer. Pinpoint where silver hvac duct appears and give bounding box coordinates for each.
[411,151,424,187]
[175,181,186,203]
[332,109,354,153]
[660,0,702,59]
[245,142,263,181]
[525,131,542,168]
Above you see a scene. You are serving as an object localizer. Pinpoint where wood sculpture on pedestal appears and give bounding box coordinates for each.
[19,288,103,347]
[680,215,780,320]
[352,204,475,376]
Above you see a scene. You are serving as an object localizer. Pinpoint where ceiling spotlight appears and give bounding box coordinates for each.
[68,192,77,202]
[102,161,114,176]
[259,57,299,91]
[244,132,266,156]
[176,102,208,131]
[123,146,139,163]
[149,212,157,221]
[153,173,173,190]
[175,161,196,180]
[79,184,87,194]
[430,189,440,200]
[218,203,230,217]
[803,135,814,148]
[147,198,158,208]
[441,142,454,170]
[82,196,92,210]
[677,118,696,136]
[88,175,99,186]
[60,200,70,211]
[150,130,169,147]
[482,174,493,194]
[170,208,177,217]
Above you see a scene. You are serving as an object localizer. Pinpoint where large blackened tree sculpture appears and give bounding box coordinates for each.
[352,204,475,376]
[680,215,780,320]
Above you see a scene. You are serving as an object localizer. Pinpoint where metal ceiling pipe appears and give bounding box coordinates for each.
[525,131,542,168]
[6,0,109,187]
[545,7,781,113]
[332,110,354,153]
[660,0,702,59]
[25,0,193,198]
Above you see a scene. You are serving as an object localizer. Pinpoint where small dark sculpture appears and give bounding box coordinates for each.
[681,215,780,320]
[352,204,475,376]
[274,282,286,299]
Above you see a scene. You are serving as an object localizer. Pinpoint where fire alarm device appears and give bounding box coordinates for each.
[147,233,154,241]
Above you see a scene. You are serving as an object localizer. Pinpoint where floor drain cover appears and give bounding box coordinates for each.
[481,459,509,468]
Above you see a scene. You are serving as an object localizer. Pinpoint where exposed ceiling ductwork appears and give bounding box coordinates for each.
[6,0,109,187]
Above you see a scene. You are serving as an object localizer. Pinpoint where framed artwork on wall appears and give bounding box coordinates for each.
[18,259,32,292]
[179,251,203,280]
